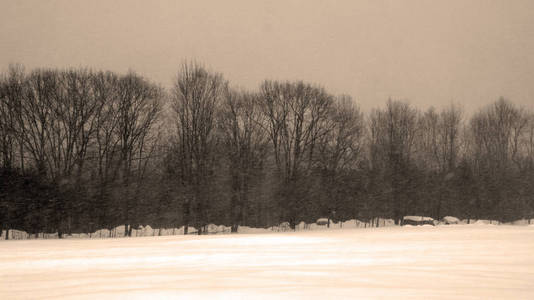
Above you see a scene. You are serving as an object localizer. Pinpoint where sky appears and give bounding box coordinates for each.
[1,0,533,113]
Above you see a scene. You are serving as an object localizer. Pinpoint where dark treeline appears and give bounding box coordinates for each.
[1,63,533,238]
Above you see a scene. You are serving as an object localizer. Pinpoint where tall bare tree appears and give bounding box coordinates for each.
[116,72,162,236]
[219,89,268,232]
[417,105,463,218]
[0,64,26,171]
[315,95,365,221]
[172,62,226,234]
[369,100,419,223]
[259,81,333,228]
[469,98,530,219]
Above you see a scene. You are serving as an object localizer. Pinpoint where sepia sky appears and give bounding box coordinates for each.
[1,0,533,113]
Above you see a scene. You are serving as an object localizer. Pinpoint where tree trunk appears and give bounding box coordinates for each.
[19,142,24,172]
[230,190,238,233]
[196,197,204,235]
[183,199,190,235]
[67,215,72,236]
[435,183,443,221]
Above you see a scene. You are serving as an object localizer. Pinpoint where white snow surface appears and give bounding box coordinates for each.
[1,225,534,299]
[442,216,461,224]
[316,218,329,225]
[403,215,434,221]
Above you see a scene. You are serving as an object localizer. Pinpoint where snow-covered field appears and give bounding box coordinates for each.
[1,225,534,299]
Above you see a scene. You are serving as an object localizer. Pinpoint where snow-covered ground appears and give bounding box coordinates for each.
[1,225,534,299]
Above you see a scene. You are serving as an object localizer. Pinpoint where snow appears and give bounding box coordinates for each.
[0,219,404,240]
[206,224,219,234]
[237,226,272,234]
[316,218,329,225]
[442,216,460,224]
[508,219,534,225]
[1,225,533,299]
[473,219,497,225]
[403,215,434,222]
[0,217,527,241]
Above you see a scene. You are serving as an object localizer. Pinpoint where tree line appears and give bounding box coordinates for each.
[1,62,533,238]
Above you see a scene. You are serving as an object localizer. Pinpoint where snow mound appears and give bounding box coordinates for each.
[404,216,434,222]
[508,219,534,226]
[342,220,357,227]
[237,226,271,234]
[473,220,496,225]
[296,221,307,230]
[206,224,219,234]
[317,218,329,225]
[218,225,230,233]
[278,222,292,232]
[442,216,460,224]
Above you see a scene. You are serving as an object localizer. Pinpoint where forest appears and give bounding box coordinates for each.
[1,63,533,238]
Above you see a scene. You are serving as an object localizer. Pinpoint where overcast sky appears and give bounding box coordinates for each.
[1,0,533,113]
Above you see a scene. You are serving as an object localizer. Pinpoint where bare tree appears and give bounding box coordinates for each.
[172,62,226,234]
[116,72,162,236]
[259,81,333,228]
[526,113,534,171]
[0,64,26,238]
[316,95,365,221]
[468,98,529,219]
[470,99,527,177]
[90,71,122,231]
[0,64,26,171]
[417,104,463,218]
[219,89,268,232]
[369,100,419,224]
